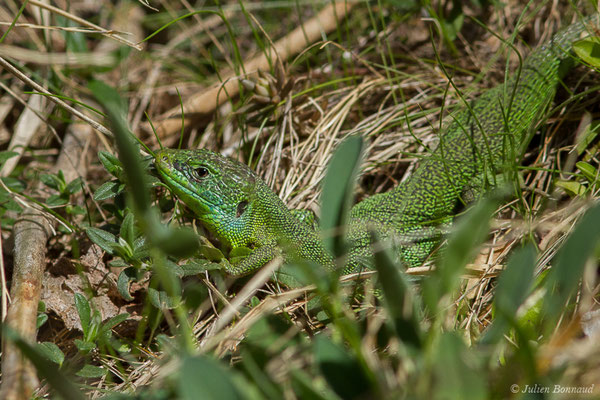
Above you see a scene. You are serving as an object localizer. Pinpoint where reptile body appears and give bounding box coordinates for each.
[155,16,596,286]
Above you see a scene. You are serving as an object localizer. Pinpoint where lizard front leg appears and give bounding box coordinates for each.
[222,242,282,276]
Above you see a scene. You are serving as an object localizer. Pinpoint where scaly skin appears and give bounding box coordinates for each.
[154,149,335,286]
[155,17,596,284]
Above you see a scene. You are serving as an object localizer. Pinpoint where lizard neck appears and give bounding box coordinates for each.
[253,183,336,268]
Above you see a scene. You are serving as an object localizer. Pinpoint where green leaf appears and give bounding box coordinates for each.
[199,244,225,261]
[441,197,497,275]
[68,205,86,215]
[291,369,337,400]
[0,196,22,212]
[431,332,487,400]
[36,313,48,329]
[61,15,88,53]
[380,0,420,11]
[99,313,129,340]
[101,313,129,331]
[573,37,600,68]
[0,150,18,165]
[544,202,600,325]
[109,258,129,268]
[313,336,372,399]
[93,180,122,201]
[90,81,149,216]
[120,211,135,247]
[40,173,63,191]
[423,196,498,312]
[65,177,83,195]
[165,259,185,277]
[37,342,65,367]
[576,161,598,183]
[85,227,117,254]
[229,246,253,258]
[148,287,179,309]
[74,293,91,337]
[98,151,123,178]
[87,309,102,342]
[1,177,25,192]
[74,338,95,353]
[112,240,133,260]
[320,135,364,256]
[181,258,222,275]
[372,233,422,348]
[3,326,86,400]
[482,246,536,344]
[132,238,150,260]
[244,314,285,348]
[555,179,587,196]
[239,348,283,399]
[575,119,600,155]
[76,364,107,378]
[46,194,68,207]
[156,226,200,258]
[178,355,245,400]
[117,268,137,301]
[229,247,254,265]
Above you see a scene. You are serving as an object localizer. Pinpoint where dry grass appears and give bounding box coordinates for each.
[1,0,599,397]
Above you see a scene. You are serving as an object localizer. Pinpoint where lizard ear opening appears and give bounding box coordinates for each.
[236,200,249,218]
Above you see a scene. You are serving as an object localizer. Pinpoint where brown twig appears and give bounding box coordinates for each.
[26,0,142,50]
[0,123,91,399]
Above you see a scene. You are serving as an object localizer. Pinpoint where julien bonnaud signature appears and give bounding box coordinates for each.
[510,383,595,394]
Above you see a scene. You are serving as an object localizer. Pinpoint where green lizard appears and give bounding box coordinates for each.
[154,16,596,286]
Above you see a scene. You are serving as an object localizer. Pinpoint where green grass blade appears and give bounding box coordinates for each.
[178,355,245,400]
[543,201,600,326]
[430,332,488,400]
[320,135,364,257]
[313,335,373,399]
[423,196,499,313]
[88,80,148,215]
[481,245,536,345]
[3,326,85,400]
[372,232,422,348]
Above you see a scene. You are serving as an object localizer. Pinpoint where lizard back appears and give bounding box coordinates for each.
[346,16,597,270]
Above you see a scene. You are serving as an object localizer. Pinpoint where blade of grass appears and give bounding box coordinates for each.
[2,326,85,400]
[320,135,364,257]
[372,232,423,348]
[422,195,499,314]
[481,245,536,345]
[543,201,600,328]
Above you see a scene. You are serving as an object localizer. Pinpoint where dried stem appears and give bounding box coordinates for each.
[0,124,91,399]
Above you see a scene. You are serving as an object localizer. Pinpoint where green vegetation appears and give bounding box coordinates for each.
[0,1,599,399]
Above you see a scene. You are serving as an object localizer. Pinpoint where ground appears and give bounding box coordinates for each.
[0,0,599,398]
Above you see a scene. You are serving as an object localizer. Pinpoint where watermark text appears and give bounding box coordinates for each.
[510,383,595,395]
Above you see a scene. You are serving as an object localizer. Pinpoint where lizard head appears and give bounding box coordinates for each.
[154,148,259,247]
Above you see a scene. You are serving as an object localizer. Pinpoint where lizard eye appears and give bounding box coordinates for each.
[236,200,248,218]
[193,167,209,180]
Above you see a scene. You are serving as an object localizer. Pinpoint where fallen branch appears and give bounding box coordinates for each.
[0,123,91,399]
